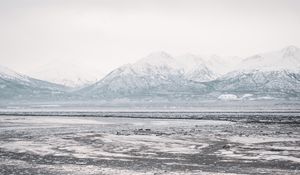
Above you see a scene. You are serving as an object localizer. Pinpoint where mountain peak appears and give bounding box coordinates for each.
[0,65,28,81]
[136,51,175,67]
[176,54,207,70]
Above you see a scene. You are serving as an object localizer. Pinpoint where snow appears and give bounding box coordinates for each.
[100,134,209,154]
[217,135,300,164]
[204,55,243,75]
[218,94,239,101]
[176,54,218,81]
[0,115,297,174]
[175,54,206,71]
[118,52,219,82]
[0,140,61,156]
[12,117,111,125]
[39,165,241,175]
[0,65,30,82]
[0,116,232,160]
[229,136,300,144]
[241,94,253,99]
[238,45,300,72]
[84,46,300,100]
[87,51,220,95]
[264,155,300,163]
[1,45,300,101]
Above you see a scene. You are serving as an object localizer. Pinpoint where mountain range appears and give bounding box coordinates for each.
[1,46,300,102]
[0,65,68,100]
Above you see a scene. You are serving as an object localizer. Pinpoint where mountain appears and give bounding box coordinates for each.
[2,46,299,102]
[238,45,300,71]
[212,46,300,99]
[26,60,104,87]
[175,54,218,82]
[80,46,300,101]
[79,52,213,100]
[0,65,68,100]
[203,55,243,75]
[212,69,300,99]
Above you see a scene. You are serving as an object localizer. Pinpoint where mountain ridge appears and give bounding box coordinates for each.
[0,65,69,100]
[1,45,300,101]
[79,45,300,101]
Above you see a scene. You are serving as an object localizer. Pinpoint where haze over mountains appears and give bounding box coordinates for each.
[25,60,104,88]
[0,65,68,100]
[1,46,300,102]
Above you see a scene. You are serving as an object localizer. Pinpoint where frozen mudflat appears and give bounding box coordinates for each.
[0,112,299,175]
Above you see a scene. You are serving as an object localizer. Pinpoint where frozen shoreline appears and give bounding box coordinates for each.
[0,114,299,174]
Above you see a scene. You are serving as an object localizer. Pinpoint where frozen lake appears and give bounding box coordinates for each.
[0,112,299,174]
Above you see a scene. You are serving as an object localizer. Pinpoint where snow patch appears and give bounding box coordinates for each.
[218,94,239,101]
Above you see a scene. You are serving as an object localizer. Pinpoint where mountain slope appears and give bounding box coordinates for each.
[0,65,68,100]
[204,55,243,75]
[176,54,218,82]
[79,52,212,100]
[211,69,300,98]
[238,45,300,71]
[3,46,298,101]
[212,46,300,99]
[80,46,300,101]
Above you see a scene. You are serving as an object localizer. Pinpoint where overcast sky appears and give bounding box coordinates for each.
[0,0,299,74]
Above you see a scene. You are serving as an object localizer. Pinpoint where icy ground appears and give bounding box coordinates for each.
[0,113,299,175]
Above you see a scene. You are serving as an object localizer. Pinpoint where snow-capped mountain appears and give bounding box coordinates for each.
[0,65,68,100]
[212,69,300,98]
[27,60,104,87]
[124,52,218,83]
[238,45,300,71]
[212,46,300,99]
[79,52,212,99]
[2,45,299,101]
[0,65,30,81]
[175,54,218,82]
[80,46,300,100]
[204,55,243,75]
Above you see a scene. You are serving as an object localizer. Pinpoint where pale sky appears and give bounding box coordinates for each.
[0,0,299,74]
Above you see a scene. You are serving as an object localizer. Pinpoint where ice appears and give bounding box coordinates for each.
[0,113,299,174]
[218,94,239,101]
[229,136,300,144]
